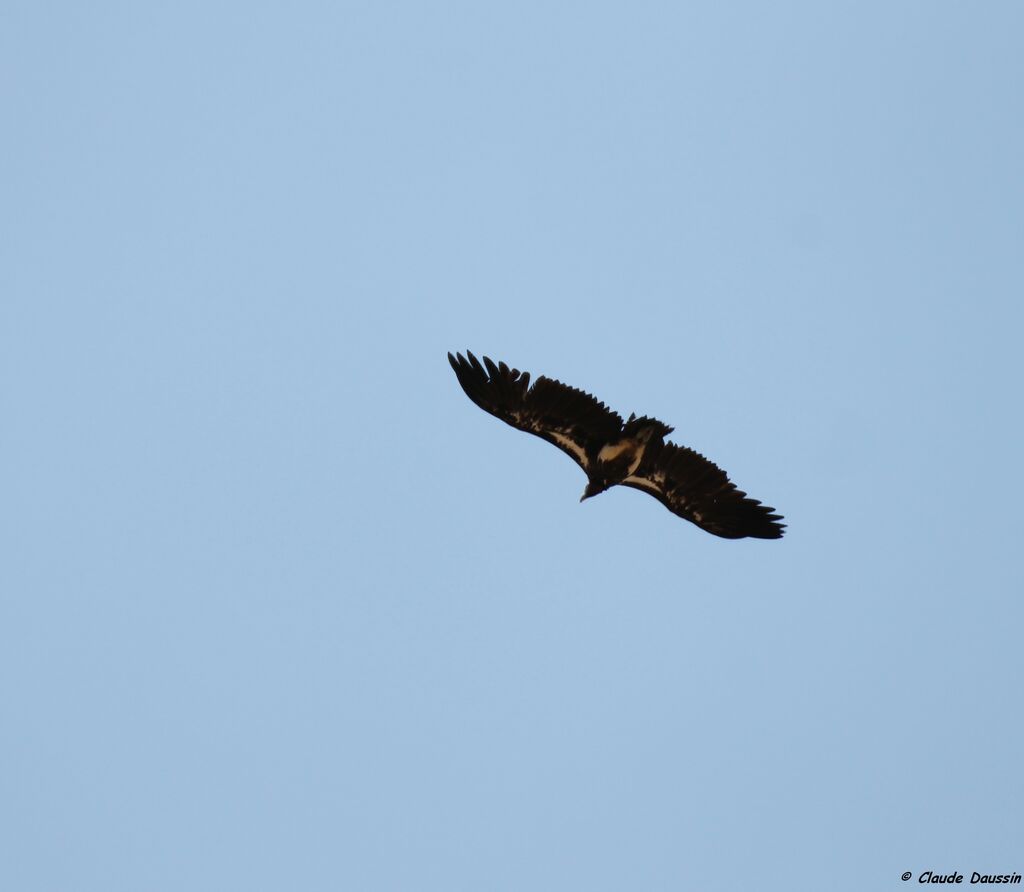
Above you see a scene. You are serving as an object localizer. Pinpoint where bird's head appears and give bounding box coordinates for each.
[580,480,610,502]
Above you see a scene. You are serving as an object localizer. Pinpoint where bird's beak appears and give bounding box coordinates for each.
[580,491,589,502]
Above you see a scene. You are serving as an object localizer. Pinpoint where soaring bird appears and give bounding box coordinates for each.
[448,350,785,540]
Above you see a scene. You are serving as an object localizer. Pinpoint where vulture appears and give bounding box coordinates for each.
[448,350,785,540]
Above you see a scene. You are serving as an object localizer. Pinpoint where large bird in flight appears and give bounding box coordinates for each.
[448,351,785,540]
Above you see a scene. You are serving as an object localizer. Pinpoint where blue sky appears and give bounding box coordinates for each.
[3,2,1022,889]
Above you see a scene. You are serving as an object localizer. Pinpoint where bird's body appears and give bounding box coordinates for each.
[581,416,667,500]
[448,350,785,540]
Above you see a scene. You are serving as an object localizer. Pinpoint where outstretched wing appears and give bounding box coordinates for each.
[448,350,623,472]
[623,439,785,539]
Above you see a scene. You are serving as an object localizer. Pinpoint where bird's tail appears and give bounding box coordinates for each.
[624,414,674,440]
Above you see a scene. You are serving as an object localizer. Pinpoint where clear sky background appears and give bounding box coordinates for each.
[3,2,1022,890]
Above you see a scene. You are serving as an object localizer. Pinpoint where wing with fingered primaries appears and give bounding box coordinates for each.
[447,350,623,473]
[623,440,785,539]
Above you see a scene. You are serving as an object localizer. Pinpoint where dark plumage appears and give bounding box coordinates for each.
[448,350,785,540]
